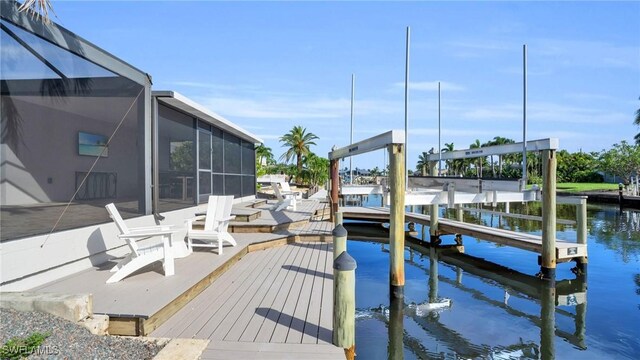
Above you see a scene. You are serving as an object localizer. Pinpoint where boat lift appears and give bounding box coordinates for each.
[330,132,588,287]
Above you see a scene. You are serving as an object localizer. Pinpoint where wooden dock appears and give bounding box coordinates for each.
[341,206,587,262]
[152,242,342,359]
[33,199,336,341]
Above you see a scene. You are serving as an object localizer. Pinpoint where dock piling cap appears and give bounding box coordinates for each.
[332,224,348,237]
[334,251,357,271]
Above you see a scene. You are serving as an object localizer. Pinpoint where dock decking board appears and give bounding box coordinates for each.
[151,243,339,356]
[252,243,310,343]
[198,244,291,340]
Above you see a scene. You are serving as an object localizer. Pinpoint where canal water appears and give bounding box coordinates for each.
[347,199,640,359]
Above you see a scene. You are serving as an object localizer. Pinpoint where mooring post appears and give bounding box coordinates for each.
[455,204,463,222]
[430,203,439,244]
[330,159,340,222]
[333,251,357,360]
[430,161,438,177]
[334,211,344,227]
[388,143,406,299]
[541,149,557,285]
[333,224,347,260]
[575,197,588,275]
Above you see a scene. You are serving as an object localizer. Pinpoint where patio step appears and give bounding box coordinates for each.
[231,207,262,222]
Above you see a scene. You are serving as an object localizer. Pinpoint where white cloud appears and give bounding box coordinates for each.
[459,102,630,125]
[445,40,513,59]
[193,94,401,121]
[531,38,640,70]
[461,104,521,120]
[255,134,281,140]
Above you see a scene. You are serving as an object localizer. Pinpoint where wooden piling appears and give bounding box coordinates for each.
[575,197,588,275]
[334,211,344,227]
[388,143,406,299]
[330,159,340,222]
[430,203,439,244]
[388,297,404,360]
[333,224,347,260]
[541,149,557,284]
[455,204,463,222]
[429,161,438,177]
[333,251,357,360]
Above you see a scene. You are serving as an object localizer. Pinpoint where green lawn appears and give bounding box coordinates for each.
[556,182,620,193]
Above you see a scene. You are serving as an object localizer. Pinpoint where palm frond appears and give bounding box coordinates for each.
[17,0,55,24]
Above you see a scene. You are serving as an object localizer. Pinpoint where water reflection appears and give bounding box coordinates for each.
[354,241,588,359]
[590,205,640,261]
[354,197,639,358]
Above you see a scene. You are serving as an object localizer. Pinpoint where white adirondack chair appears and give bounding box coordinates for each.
[105,203,178,284]
[186,195,237,254]
[271,182,297,211]
[280,182,302,200]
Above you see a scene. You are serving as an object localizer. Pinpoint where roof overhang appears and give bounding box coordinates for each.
[153,90,262,144]
[0,1,150,86]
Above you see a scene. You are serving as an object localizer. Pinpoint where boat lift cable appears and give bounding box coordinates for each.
[40,87,145,248]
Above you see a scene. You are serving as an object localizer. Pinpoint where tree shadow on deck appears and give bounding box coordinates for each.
[255,307,332,343]
[288,242,332,252]
[282,265,333,280]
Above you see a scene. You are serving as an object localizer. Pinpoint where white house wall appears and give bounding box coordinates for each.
[0,204,205,291]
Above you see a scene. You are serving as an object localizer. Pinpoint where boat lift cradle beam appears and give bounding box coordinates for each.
[424,138,559,162]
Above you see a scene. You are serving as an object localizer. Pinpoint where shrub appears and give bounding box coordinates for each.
[0,332,50,360]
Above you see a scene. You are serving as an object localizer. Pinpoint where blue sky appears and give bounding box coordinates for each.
[52,1,639,170]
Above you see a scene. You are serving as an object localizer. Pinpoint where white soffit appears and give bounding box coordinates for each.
[154,90,262,144]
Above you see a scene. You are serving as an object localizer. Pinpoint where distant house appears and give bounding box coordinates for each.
[0,2,261,290]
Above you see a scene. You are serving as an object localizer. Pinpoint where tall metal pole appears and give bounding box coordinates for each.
[438,81,442,176]
[522,44,528,182]
[350,74,355,185]
[404,26,410,187]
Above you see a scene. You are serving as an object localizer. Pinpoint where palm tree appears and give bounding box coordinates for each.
[301,152,329,188]
[255,144,275,167]
[416,152,429,175]
[370,166,381,183]
[441,142,456,175]
[17,0,54,23]
[492,136,516,177]
[482,139,496,177]
[279,126,319,176]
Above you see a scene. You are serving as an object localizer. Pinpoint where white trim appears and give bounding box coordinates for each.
[154,91,262,144]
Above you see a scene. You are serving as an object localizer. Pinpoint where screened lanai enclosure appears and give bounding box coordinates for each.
[154,91,260,213]
[0,1,260,242]
[0,4,150,241]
